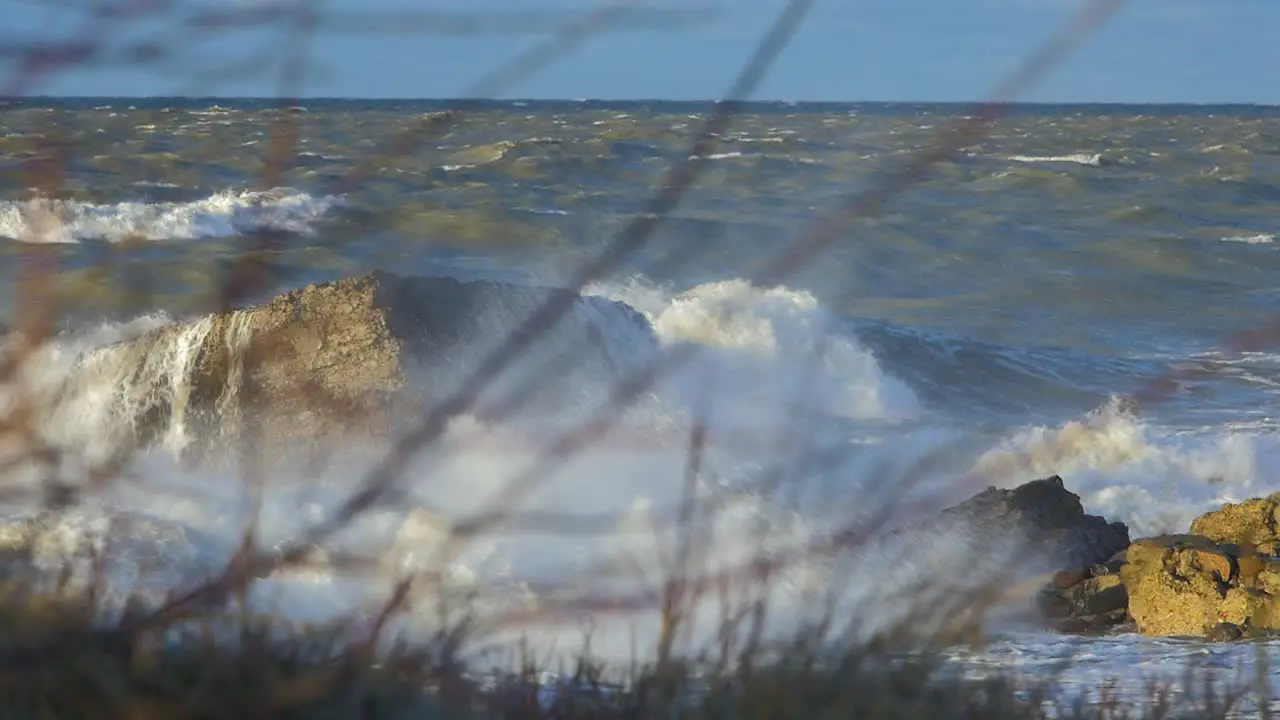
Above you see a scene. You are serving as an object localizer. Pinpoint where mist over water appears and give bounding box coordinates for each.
[2,98,1280,697]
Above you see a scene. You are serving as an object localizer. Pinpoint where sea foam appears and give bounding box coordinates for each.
[0,187,340,243]
[0,273,1274,679]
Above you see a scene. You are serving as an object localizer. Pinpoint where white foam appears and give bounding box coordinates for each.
[945,631,1280,713]
[0,187,340,243]
[1008,152,1110,167]
[590,277,922,424]
[1221,233,1275,245]
[0,275,921,658]
[5,274,1280,690]
[963,398,1273,538]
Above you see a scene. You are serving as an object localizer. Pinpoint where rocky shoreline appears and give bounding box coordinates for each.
[1034,489,1280,641]
[929,471,1280,642]
[10,272,1280,643]
[12,270,658,469]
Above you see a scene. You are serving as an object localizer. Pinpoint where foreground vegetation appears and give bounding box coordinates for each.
[0,546,1266,720]
[2,1,1267,717]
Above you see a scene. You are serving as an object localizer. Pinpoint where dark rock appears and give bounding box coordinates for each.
[1040,571,1129,635]
[1063,573,1127,616]
[933,475,1131,574]
[869,475,1132,640]
[1052,568,1089,590]
[1050,608,1129,635]
[924,475,1132,637]
[1037,589,1074,619]
[1208,622,1244,642]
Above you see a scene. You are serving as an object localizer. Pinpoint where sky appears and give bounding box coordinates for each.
[2,0,1276,103]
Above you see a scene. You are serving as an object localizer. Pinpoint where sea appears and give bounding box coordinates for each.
[2,97,1280,710]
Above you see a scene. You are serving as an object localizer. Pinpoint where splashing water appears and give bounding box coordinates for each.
[0,271,1277,681]
[0,187,340,243]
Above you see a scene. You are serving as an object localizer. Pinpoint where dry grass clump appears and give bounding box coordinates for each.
[0,555,433,718]
[0,537,1264,719]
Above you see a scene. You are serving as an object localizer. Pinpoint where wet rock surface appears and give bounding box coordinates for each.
[38,270,659,467]
[1189,494,1280,555]
[928,475,1131,575]
[872,475,1132,642]
[1041,491,1280,640]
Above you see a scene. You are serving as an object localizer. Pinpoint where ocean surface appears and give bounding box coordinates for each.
[3,97,1280,710]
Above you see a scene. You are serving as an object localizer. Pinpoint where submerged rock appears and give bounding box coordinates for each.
[0,506,224,608]
[34,271,659,467]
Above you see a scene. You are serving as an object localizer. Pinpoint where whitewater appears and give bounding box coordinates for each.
[2,98,1280,708]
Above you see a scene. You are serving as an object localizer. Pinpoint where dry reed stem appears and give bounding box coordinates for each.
[118,0,822,629]
[111,0,1143,648]
[12,2,1279,711]
[406,0,1130,582]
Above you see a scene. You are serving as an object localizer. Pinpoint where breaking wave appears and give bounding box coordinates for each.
[1221,232,1276,245]
[1008,152,1112,167]
[0,271,1274,674]
[0,187,340,243]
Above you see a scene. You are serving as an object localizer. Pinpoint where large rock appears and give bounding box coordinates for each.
[1189,494,1280,554]
[858,475,1131,643]
[33,271,659,467]
[1117,534,1280,638]
[1032,493,1280,640]
[928,475,1131,574]
[1110,501,1280,639]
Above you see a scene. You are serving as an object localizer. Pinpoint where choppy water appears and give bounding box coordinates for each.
[3,97,1280,708]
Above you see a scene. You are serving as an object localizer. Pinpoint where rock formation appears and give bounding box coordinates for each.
[32,276,1280,645]
[32,271,658,467]
[1189,495,1280,554]
[1043,492,1280,640]
[929,475,1131,575]
[1038,556,1130,634]
[859,475,1132,645]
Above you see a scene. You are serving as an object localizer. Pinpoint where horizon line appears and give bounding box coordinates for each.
[3,95,1278,108]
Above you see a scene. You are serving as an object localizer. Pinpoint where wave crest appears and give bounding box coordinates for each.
[0,187,340,243]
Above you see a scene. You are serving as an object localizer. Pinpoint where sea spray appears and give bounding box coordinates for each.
[0,271,1274,679]
[0,187,340,243]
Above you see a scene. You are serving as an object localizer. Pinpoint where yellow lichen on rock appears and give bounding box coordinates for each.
[1120,535,1239,637]
[1190,495,1280,554]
